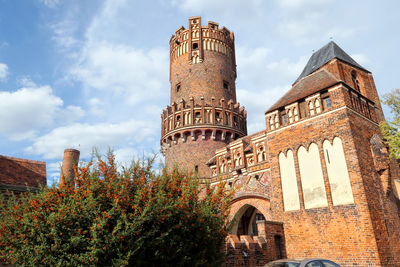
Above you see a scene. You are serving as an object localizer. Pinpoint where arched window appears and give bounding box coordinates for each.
[309,101,315,116]
[257,144,266,162]
[269,117,275,130]
[351,70,360,91]
[219,157,226,173]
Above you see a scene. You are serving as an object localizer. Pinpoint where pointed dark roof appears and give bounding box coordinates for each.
[294,41,369,84]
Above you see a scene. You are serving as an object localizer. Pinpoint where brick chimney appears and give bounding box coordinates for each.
[60,148,80,187]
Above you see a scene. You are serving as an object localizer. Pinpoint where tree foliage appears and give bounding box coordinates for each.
[0,153,232,266]
[380,88,400,159]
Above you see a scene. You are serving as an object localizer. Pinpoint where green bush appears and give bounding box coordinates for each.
[0,153,232,266]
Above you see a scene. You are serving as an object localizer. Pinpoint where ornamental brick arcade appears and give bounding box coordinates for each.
[160,17,400,266]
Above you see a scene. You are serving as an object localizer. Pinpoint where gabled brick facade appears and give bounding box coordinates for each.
[162,18,400,266]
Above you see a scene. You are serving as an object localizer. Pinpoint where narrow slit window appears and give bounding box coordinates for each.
[176,83,181,93]
[351,71,360,91]
[223,81,229,90]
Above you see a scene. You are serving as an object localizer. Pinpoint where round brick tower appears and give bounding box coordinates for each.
[161,16,247,179]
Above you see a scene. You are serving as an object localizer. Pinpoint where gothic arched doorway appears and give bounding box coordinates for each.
[234,204,266,236]
[229,198,286,260]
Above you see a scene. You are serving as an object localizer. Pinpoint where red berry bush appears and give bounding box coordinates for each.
[0,153,232,266]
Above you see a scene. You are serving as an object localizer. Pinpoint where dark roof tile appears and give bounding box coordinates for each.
[266,69,340,113]
[294,41,369,84]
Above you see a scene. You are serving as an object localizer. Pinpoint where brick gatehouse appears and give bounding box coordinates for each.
[161,17,400,267]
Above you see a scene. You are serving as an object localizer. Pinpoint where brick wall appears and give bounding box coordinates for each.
[224,221,285,267]
[164,131,230,178]
[170,50,237,105]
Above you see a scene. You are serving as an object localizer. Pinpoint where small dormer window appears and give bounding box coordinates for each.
[351,70,360,91]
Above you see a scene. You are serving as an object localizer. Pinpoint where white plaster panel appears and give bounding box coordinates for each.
[298,143,328,209]
[323,137,354,206]
[279,150,300,211]
[393,179,400,200]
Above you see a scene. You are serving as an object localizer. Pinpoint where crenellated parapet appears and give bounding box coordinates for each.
[169,16,235,66]
[161,97,247,151]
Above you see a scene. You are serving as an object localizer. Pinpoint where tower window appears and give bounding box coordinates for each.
[194,165,198,173]
[351,70,360,91]
[192,43,198,50]
[223,81,229,90]
[323,97,332,109]
[280,111,287,125]
[176,83,181,93]
[195,112,201,118]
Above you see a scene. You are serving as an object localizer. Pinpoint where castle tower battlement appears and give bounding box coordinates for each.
[162,17,247,178]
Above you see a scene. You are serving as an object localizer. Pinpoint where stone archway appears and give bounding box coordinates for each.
[229,196,271,235]
[230,204,265,236]
[227,196,287,263]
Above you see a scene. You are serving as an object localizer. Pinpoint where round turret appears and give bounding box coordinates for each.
[161,17,247,179]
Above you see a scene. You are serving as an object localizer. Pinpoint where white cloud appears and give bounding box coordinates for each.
[0,86,63,140]
[171,0,263,21]
[274,0,358,45]
[39,0,60,8]
[51,19,80,53]
[351,53,370,68]
[17,76,37,87]
[47,161,62,186]
[88,97,105,116]
[235,46,307,134]
[0,63,9,81]
[0,85,84,140]
[70,44,168,105]
[277,0,333,9]
[25,119,158,159]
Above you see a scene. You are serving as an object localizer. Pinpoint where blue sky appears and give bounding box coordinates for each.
[0,0,399,185]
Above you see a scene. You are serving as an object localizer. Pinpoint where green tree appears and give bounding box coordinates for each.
[380,88,400,159]
[0,153,232,266]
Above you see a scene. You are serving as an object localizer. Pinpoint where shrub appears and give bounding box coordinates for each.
[0,153,232,266]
